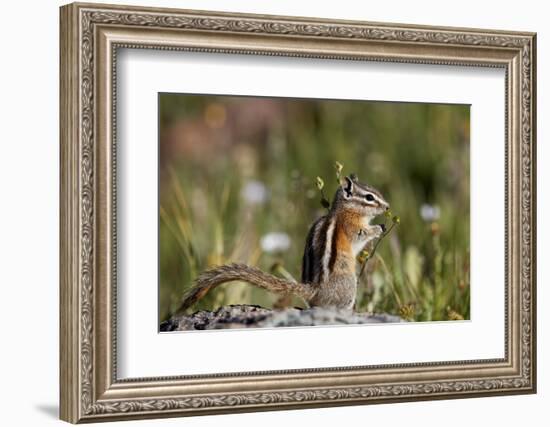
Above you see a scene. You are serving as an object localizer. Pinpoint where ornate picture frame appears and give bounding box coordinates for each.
[60,2,536,423]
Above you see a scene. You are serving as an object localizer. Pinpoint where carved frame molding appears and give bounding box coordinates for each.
[60,2,536,423]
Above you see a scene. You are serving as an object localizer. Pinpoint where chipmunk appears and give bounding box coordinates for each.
[175,174,389,313]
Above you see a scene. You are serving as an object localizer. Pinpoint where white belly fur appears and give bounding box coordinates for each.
[352,237,367,257]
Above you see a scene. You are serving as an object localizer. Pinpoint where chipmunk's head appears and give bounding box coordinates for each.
[333,174,390,219]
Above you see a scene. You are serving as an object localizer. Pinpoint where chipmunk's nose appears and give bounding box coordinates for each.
[385,205,390,211]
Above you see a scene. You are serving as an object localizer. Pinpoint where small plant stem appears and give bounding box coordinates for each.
[375,253,402,307]
[359,222,397,279]
[271,262,297,283]
[320,188,330,212]
[403,273,421,302]
[160,206,197,279]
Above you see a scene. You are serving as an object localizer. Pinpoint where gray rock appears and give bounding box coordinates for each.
[160,304,404,331]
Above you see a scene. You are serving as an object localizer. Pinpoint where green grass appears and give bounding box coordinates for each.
[159,94,470,323]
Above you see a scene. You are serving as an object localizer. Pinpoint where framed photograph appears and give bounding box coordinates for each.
[60,2,537,423]
[157,94,470,331]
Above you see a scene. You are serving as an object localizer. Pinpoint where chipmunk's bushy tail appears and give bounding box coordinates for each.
[175,263,316,314]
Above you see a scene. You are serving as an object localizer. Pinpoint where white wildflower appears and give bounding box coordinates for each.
[420,204,441,222]
[241,180,268,205]
[260,232,291,253]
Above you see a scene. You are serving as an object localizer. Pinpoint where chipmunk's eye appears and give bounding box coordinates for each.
[365,194,375,202]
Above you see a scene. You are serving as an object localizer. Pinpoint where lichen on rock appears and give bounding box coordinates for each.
[160,304,404,331]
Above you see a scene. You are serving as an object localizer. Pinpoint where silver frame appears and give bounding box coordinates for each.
[60,2,536,423]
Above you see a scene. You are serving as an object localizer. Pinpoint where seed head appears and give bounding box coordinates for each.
[357,249,369,263]
[316,176,324,191]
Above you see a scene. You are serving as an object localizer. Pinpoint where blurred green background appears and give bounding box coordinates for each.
[159,93,470,324]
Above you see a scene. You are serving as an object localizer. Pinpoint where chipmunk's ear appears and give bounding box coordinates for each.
[342,175,354,198]
[349,173,359,183]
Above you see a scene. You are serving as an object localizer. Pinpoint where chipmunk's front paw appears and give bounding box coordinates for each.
[371,224,385,239]
[359,225,384,241]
